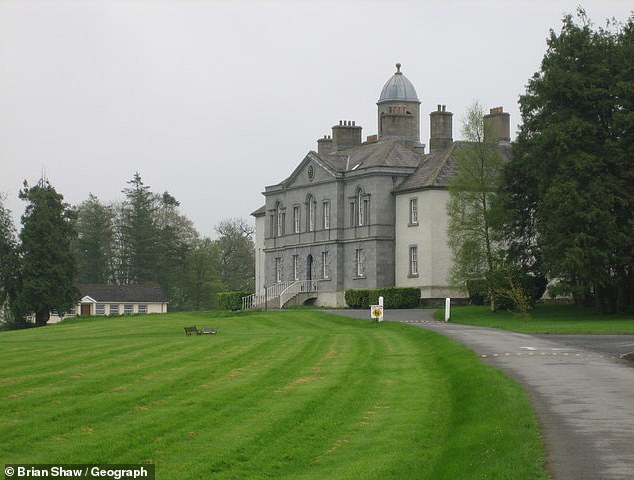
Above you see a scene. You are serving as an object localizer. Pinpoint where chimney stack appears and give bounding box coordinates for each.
[317,135,333,155]
[484,107,510,143]
[429,104,453,152]
[332,120,362,151]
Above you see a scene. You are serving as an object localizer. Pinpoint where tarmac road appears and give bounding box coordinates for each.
[328,309,634,480]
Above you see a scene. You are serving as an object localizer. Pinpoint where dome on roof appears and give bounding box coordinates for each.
[378,63,420,104]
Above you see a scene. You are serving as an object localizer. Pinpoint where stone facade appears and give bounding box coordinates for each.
[252,64,510,307]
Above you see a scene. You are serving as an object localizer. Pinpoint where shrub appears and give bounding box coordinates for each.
[218,291,250,310]
[345,287,421,309]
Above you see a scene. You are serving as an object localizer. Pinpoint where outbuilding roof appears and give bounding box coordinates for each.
[78,284,169,303]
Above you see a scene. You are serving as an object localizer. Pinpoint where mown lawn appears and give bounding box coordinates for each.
[441,303,634,334]
[0,311,548,479]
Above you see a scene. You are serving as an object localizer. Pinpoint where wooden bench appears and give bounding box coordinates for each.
[199,327,218,335]
[184,326,199,336]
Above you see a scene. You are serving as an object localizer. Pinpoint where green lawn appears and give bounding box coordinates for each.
[0,311,548,479]
[440,303,634,334]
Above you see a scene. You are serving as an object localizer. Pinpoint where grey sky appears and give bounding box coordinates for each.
[1,0,632,238]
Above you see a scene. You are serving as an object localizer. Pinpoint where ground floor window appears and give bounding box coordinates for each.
[138,304,148,314]
[292,255,299,280]
[96,304,105,315]
[275,257,282,283]
[321,251,329,279]
[355,248,364,277]
[124,304,134,315]
[109,304,119,315]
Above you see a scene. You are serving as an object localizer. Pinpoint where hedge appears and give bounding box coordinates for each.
[218,291,250,310]
[345,287,421,309]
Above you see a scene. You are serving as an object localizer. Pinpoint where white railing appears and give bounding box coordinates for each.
[279,280,318,309]
[242,280,318,310]
[242,281,295,310]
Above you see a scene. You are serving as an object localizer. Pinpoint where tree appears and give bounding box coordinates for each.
[214,218,255,292]
[119,173,160,284]
[16,179,78,325]
[0,195,23,328]
[447,101,507,310]
[508,10,634,312]
[75,194,115,284]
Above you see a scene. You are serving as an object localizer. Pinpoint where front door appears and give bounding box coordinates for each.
[80,304,91,316]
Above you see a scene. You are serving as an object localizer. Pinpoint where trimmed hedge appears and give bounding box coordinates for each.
[345,287,421,309]
[218,291,250,310]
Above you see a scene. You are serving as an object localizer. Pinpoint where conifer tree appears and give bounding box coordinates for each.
[16,179,78,325]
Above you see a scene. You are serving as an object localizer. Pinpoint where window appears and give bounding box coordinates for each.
[355,248,364,277]
[308,196,316,232]
[277,209,286,236]
[124,304,134,315]
[321,251,329,279]
[292,255,299,280]
[275,257,282,283]
[322,201,330,230]
[409,198,418,225]
[360,198,369,226]
[96,304,105,315]
[409,245,418,276]
[269,214,275,237]
[109,304,119,315]
[350,202,356,226]
[138,304,148,314]
[358,191,365,226]
[293,206,300,233]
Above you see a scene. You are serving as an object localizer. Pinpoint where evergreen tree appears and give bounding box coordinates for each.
[509,10,634,311]
[75,194,115,284]
[120,173,160,284]
[16,180,78,325]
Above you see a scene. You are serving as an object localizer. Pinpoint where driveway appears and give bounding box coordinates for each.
[327,309,634,480]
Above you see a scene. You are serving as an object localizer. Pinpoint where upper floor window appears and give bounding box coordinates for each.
[356,189,369,226]
[322,201,330,230]
[293,206,301,233]
[275,257,282,283]
[277,209,286,236]
[409,198,418,225]
[307,195,316,232]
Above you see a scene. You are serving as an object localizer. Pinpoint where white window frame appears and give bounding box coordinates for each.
[293,206,300,233]
[355,248,364,277]
[409,198,418,225]
[292,255,299,281]
[277,209,285,236]
[321,251,328,279]
[409,245,418,276]
[322,201,330,230]
[308,197,316,232]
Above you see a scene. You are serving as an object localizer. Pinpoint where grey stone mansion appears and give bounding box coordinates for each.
[250,64,511,307]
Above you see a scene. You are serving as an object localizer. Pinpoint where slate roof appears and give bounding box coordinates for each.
[79,284,169,303]
[395,141,512,192]
[322,140,424,172]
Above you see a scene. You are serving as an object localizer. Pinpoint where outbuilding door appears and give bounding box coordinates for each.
[80,304,91,316]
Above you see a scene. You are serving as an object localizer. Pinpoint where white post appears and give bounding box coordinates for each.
[378,296,384,307]
[444,297,450,322]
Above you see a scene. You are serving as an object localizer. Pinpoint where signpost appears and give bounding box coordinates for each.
[371,296,384,322]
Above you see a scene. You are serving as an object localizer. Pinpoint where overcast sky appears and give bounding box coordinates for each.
[1,0,632,238]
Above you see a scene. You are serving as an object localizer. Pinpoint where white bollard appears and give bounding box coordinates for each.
[444,297,451,322]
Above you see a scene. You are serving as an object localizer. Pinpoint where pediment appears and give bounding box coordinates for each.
[268,152,341,192]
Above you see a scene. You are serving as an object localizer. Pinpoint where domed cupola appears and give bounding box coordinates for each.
[377,63,421,143]
[378,63,420,104]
